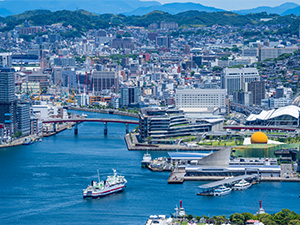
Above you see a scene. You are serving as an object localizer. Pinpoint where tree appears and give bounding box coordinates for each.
[230,213,245,225]
[13,131,22,138]
[187,214,193,221]
[242,212,254,222]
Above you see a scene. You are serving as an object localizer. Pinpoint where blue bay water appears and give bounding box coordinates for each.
[0,111,299,224]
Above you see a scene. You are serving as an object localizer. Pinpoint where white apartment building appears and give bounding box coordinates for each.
[175,89,226,109]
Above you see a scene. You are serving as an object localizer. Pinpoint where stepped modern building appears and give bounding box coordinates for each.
[139,107,211,139]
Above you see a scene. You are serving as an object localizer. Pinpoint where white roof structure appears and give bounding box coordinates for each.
[246,105,300,122]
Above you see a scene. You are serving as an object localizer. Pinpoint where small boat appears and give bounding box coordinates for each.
[141,152,151,168]
[82,113,88,118]
[39,138,42,142]
[233,179,252,191]
[23,137,34,145]
[214,185,232,196]
[83,169,127,199]
[67,125,72,130]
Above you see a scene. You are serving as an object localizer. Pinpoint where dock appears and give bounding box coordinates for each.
[197,174,258,196]
[198,174,258,189]
[168,168,186,184]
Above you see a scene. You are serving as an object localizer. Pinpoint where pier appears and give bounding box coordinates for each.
[168,168,186,184]
[197,174,258,196]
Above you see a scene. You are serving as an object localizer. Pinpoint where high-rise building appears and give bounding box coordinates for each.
[0,67,16,135]
[221,68,260,95]
[92,71,119,94]
[120,86,139,107]
[0,53,12,68]
[16,101,31,136]
[156,36,171,48]
[233,91,253,106]
[248,81,265,106]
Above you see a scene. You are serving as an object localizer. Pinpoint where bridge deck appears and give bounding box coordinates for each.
[43,118,139,125]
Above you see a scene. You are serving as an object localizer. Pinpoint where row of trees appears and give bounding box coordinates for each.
[181,209,300,225]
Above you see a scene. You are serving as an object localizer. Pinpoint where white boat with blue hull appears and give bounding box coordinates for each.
[214,185,232,196]
[83,169,127,199]
[233,179,252,191]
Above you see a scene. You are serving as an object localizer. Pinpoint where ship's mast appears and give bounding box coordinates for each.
[97,169,100,183]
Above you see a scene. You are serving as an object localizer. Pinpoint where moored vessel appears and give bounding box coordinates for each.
[141,152,151,168]
[83,169,127,199]
[233,179,252,191]
[214,185,232,196]
[23,137,34,145]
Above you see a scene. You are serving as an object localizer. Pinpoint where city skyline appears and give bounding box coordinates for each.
[142,0,300,10]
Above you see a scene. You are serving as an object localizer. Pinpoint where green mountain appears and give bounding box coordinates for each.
[0,9,299,34]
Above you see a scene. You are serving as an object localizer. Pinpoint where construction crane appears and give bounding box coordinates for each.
[53,79,61,101]
[77,72,81,94]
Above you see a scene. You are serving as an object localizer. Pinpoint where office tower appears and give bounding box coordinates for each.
[0,67,16,136]
[92,71,119,94]
[233,91,253,106]
[120,86,139,107]
[156,36,171,48]
[248,81,265,106]
[221,68,260,95]
[16,101,31,136]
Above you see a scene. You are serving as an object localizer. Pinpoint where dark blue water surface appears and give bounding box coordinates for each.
[0,111,299,224]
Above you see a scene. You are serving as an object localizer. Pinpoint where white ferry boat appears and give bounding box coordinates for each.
[214,185,232,196]
[233,179,252,191]
[141,152,152,168]
[83,169,127,199]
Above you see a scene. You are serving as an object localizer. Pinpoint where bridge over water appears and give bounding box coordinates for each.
[43,118,139,135]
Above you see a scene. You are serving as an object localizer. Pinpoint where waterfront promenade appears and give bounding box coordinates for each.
[125,132,223,151]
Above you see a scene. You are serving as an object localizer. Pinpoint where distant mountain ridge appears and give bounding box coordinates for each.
[234,2,299,15]
[126,2,224,16]
[282,6,300,15]
[0,0,161,16]
[0,1,299,17]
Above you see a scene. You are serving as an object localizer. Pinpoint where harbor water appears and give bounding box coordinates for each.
[0,111,299,224]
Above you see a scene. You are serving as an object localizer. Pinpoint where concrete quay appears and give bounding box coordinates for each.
[125,133,223,152]
[182,176,300,182]
[0,135,40,148]
[68,106,139,118]
[42,122,75,137]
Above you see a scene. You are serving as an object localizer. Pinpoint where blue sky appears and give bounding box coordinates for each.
[142,0,300,10]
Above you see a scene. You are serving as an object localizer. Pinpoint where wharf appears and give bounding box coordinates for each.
[0,135,39,148]
[168,168,186,184]
[125,133,223,152]
[198,174,257,189]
